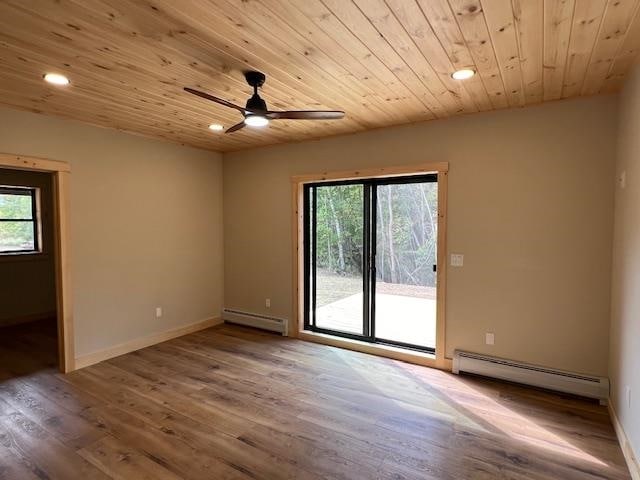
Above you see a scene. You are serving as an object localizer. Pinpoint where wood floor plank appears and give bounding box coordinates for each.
[0,378,105,450]
[0,411,110,479]
[88,362,250,438]
[79,403,251,480]
[236,422,383,480]
[78,434,184,480]
[0,320,632,480]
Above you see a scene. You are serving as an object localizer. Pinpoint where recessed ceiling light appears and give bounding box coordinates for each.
[208,123,224,132]
[451,69,475,80]
[244,115,269,127]
[43,73,70,86]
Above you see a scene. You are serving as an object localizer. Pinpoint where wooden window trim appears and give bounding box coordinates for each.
[0,186,41,255]
[291,162,452,371]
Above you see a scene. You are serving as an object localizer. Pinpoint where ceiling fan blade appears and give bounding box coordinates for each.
[266,110,345,120]
[225,121,246,133]
[184,87,250,113]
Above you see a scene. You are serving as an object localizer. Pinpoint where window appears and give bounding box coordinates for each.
[0,186,40,254]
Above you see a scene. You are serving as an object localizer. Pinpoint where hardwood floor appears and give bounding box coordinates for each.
[0,321,632,479]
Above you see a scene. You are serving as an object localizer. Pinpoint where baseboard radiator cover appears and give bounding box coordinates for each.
[222,309,288,335]
[453,350,610,402]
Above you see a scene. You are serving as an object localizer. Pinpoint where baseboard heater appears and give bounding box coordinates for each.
[222,309,288,335]
[453,350,610,404]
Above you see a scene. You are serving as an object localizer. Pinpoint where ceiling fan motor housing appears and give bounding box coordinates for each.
[244,71,268,113]
[244,70,266,88]
[246,93,267,113]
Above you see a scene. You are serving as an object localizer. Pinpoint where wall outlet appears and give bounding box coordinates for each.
[265,298,271,308]
[155,307,162,318]
[485,332,495,345]
[626,385,632,410]
[451,254,464,267]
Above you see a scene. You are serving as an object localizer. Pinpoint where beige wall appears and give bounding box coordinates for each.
[0,107,223,358]
[0,169,56,325]
[610,65,640,464]
[224,95,617,376]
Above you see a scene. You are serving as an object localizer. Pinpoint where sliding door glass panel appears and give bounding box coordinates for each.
[314,184,365,335]
[374,182,437,349]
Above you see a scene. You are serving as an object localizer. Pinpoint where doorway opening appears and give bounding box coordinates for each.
[303,174,439,354]
[0,153,73,373]
[0,168,59,375]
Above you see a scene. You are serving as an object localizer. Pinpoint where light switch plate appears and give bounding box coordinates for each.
[485,333,495,345]
[450,254,464,267]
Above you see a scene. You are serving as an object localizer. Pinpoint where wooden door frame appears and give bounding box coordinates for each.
[0,153,74,373]
[291,162,451,371]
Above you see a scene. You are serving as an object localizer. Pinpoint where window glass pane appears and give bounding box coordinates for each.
[375,181,438,349]
[314,184,365,335]
[0,192,33,219]
[0,221,35,252]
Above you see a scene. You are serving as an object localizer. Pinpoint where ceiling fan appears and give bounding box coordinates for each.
[184,71,345,133]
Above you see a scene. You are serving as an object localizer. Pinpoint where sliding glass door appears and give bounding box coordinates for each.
[304,174,438,353]
[311,183,366,336]
[373,180,438,350]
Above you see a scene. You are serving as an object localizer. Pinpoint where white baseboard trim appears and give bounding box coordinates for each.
[609,401,640,480]
[74,316,222,370]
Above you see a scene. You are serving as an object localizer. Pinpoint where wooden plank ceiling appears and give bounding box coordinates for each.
[1,0,639,152]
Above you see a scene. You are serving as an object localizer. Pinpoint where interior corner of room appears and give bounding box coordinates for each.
[1,1,640,478]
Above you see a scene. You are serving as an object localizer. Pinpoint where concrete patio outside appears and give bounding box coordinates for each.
[315,271,436,349]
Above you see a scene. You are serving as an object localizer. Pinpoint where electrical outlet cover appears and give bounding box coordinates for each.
[451,254,464,267]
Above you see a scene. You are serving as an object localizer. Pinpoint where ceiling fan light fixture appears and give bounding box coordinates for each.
[183,71,345,135]
[208,123,224,131]
[244,115,269,127]
[451,69,475,80]
[43,73,70,85]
